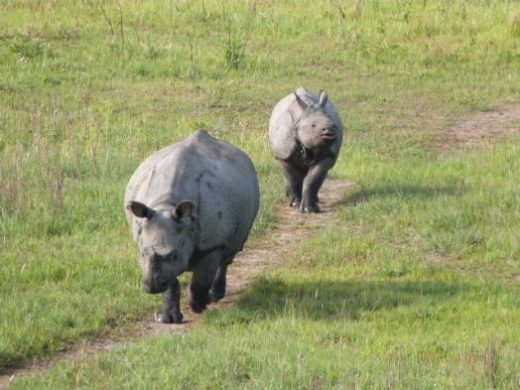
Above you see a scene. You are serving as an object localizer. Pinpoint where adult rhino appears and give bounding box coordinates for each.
[124,130,259,323]
[269,87,343,212]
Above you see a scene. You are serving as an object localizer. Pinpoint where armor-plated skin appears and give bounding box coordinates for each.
[124,130,259,323]
[269,87,343,212]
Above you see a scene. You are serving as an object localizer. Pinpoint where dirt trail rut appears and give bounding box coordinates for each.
[0,179,355,388]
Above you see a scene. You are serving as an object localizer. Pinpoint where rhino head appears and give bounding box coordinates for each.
[294,90,338,149]
[126,200,197,294]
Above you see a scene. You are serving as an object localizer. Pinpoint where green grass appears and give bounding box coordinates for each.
[1,0,520,387]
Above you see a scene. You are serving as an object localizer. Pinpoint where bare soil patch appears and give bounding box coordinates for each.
[0,178,355,388]
[441,103,520,153]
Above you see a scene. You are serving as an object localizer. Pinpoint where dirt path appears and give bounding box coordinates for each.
[0,179,355,388]
[441,103,520,153]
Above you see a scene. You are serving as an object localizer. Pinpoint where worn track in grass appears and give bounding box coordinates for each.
[442,103,520,153]
[0,178,355,388]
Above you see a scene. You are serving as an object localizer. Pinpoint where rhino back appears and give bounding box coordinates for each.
[268,87,344,160]
[187,131,259,251]
[125,130,259,251]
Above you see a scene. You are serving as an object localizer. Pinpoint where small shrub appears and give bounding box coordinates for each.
[224,29,247,70]
[511,13,520,37]
[9,36,46,59]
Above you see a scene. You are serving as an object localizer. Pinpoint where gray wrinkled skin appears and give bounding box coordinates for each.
[124,130,260,323]
[268,87,343,212]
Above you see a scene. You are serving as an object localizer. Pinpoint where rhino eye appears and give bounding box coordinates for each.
[312,123,316,128]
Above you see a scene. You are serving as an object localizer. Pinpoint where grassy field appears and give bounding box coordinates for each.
[1,0,520,388]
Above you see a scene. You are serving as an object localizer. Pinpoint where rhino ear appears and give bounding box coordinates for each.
[294,92,308,110]
[127,201,154,219]
[318,90,328,107]
[173,200,198,221]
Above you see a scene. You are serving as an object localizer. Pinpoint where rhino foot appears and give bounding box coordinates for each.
[209,289,225,303]
[154,312,172,324]
[300,203,320,213]
[171,312,183,324]
[189,291,210,313]
[289,198,301,208]
[189,299,207,313]
[154,311,183,324]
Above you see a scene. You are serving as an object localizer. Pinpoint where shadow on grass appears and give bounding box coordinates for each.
[340,185,461,207]
[226,278,472,322]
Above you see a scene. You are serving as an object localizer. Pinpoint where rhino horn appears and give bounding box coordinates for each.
[173,200,198,221]
[127,201,155,219]
[318,90,328,107]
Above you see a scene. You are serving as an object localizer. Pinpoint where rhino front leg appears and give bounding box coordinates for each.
[155,277,183,324]
[300,158,335,213]
[189,249,221,313]
[277,159,305,208]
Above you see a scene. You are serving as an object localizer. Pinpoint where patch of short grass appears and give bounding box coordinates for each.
[12,273,520,388]
[333,140,520,279]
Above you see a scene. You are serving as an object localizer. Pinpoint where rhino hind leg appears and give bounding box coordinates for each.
[189,249,221,313]
[210,250,237,302]
[301,158,335,213]
[155,278,183,324]
[209,263,228,302]
[278,159,304,208]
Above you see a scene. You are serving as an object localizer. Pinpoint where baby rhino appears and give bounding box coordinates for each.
[124,130,259,323]
[269,87,343,212]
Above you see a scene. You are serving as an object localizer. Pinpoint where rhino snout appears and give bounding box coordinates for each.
[320,126,337,141]
[143,275,168,294]
[142,254,168,294]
